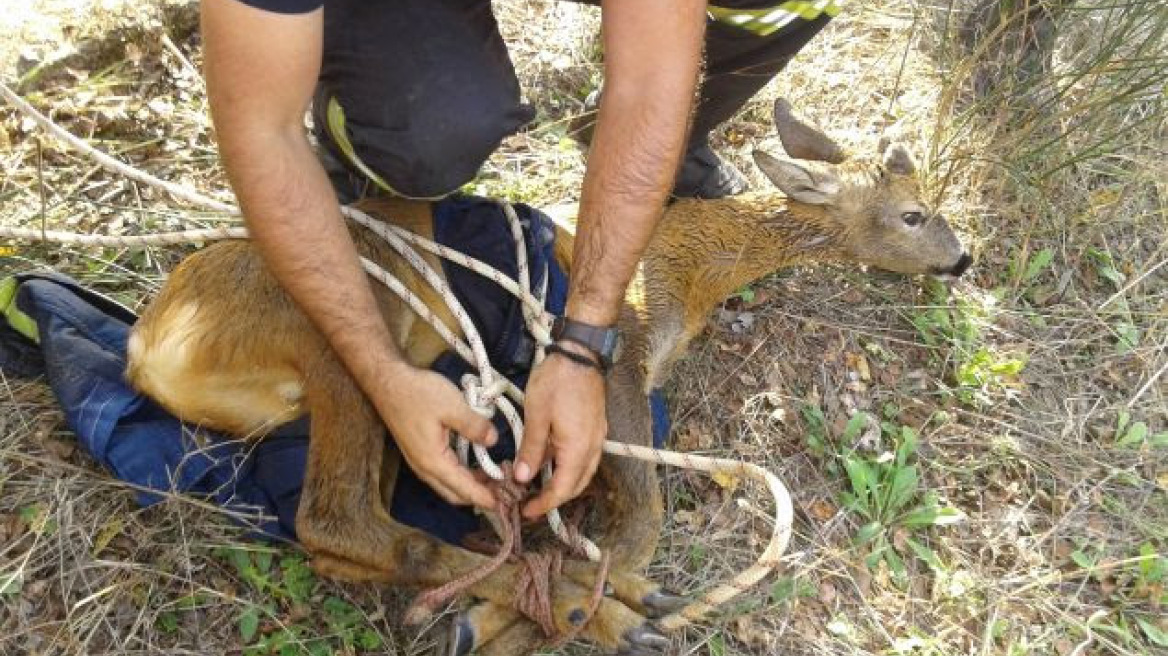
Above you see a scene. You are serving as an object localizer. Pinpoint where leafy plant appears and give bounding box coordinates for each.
[769,575,816,606]
[911,281,1026,406]
[1115,411,1168,449]
[204,548,384,655]
[838,415,964,586]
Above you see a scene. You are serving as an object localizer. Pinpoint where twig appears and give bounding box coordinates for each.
[36,137,47,240]
[1098,256,1168,310]
[160,33,202,84]
[0,80,238,215]
[1127,356,1167,408]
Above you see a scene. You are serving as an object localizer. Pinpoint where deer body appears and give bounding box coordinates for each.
[126,101,970,656]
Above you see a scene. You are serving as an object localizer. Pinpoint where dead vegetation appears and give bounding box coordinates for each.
[1,1,1165,655]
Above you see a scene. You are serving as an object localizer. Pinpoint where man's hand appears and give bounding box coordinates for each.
[374,363,500,510]
[514,346,607,519]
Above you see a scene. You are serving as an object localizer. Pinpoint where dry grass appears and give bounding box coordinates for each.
[2,1,1166,655]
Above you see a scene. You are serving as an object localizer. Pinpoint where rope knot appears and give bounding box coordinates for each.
[461,373,507,418]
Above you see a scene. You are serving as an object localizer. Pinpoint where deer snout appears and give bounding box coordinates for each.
[949,252,973,277]
[929,252,973,281]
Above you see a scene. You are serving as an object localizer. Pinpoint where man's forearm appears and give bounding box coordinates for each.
[221,130,407,393]
[201,0,406,402]
[567,0,707,326]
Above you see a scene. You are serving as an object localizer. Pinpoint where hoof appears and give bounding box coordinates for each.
[641,590,688,619]
[434,613,475,656]
[616,624,670,654]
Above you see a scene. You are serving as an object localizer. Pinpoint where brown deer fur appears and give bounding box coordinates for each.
[125,102,968,655]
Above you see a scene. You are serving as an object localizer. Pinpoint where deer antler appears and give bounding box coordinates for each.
[772,99,847,164]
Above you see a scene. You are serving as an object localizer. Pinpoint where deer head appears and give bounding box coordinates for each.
[755,99,973,280]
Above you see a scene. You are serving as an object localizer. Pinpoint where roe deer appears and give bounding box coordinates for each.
[125,99,970,656]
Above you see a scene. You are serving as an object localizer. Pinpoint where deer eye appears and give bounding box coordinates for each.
[901,211,926,227]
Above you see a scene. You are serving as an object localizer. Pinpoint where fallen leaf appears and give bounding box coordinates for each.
[845,352,872,382]
[712,471,741,493]
[675,423,714,451]
[808,499,836,521]
[731,616,772,649]
[92,518,125,557]
[818,581,837,605]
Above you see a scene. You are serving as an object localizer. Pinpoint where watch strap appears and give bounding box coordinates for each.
[550,316,620,366]
[545,343,606,374]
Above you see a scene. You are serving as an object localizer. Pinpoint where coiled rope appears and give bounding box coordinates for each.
[1,81,793,633]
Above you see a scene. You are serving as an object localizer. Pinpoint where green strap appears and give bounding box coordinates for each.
[324,97,448,201]
[0,277,39,344]
[326,96,398,196]
[708,0,842,36]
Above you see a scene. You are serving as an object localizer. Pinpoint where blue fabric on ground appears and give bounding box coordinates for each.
[0,195,671,547]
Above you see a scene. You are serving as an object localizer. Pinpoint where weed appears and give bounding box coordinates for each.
[1115,411,1168,449]
[768,575,816,606]
[837,413,963,587]
[910,281,1027,406]
[204,547,385,655]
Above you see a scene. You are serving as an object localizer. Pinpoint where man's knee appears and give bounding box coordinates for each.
[399,103,534,198]
[317,92,534,200]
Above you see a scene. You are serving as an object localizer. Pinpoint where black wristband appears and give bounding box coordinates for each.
[545,343,606,374]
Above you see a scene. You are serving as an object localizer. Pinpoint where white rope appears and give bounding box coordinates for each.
[1,81,795,629]
[0,226,248,246]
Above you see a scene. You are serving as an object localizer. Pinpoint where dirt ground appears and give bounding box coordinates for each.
[1,1,1165,655]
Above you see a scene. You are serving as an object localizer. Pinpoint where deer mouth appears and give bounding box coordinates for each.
[931,252,973,281]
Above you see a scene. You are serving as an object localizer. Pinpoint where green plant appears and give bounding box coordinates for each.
[838,414,963,586]
[800,403,830,460]
[205,547,384,655]
[769,575,817,606]
[1115,411,1168,449]
[1065,541,1168,649]
[910,281,1027,406]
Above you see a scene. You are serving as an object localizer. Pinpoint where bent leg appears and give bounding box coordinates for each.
[313,0,535,201]
[692,2,838,146]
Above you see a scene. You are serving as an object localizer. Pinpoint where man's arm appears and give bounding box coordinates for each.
[201,0,496,508]
[517,0,708,518]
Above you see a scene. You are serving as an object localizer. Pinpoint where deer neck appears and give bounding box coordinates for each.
[631,193,847,388]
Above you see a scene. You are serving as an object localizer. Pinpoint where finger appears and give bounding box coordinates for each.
[514,403,550,484]
[572,450,604,498]
[447,403,498,448]
[522,466,579,520]
[419,452,497,509]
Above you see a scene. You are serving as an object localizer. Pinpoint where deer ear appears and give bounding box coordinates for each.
[753,150,840,205]
[880,141,917,176]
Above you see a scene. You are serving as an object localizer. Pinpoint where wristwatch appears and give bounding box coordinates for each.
[550,316,623,372]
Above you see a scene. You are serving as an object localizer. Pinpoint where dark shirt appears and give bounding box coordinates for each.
[237,0,323,14]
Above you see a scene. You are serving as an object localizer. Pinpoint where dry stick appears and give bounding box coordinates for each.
[0,81,239,215]
[1098,256,1168,310]
[1,80,795,631]
[1127,357,1167,409]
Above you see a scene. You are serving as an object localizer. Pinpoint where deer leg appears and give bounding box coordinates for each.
[293,349,660,649]
[434,599,669,656]
[430,371,683,654]
[562,368,686,620]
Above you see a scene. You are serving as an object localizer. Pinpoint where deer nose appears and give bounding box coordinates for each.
[949,252,973,277]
